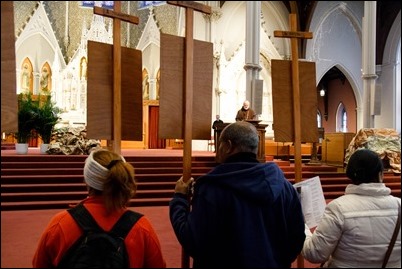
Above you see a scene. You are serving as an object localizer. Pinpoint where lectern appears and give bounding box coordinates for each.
[215,121,268,163]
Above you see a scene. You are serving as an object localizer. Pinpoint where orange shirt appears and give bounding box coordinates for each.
[32,196,166,268]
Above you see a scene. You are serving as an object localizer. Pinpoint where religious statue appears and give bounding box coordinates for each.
[21,63,31,93]
[40,66,51,94]
[80,57,87,80]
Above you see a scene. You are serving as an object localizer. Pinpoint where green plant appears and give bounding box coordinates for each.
[35,95,62,144]
[16,93,37,143]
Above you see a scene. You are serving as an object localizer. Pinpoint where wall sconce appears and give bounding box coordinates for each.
[320,89,325,97]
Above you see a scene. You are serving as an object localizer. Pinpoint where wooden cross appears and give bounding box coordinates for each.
[166,1,212,182]
[93,1,139,154]
[163,3,212,268]
[274,14,313,184]
[274,13,312,268]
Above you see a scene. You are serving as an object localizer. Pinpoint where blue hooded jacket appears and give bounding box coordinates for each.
[169,152,306,268]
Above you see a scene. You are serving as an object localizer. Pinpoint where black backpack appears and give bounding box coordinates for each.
[57,203,143,268]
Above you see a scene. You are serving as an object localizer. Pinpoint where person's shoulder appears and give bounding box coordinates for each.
[42,209,74,232]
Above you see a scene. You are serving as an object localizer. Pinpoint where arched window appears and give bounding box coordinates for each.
[317,110,322,128]
[336,102,347,132]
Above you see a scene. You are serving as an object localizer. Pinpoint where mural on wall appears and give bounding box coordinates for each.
[20,59,33,94]
[39,63,52,95]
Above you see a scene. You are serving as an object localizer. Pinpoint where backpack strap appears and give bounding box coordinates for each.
[68,203,143,237]
[110,210,143,238]
[67,203,102,233]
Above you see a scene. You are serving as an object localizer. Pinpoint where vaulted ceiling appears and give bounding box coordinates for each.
[219,1,400,66]
[280,1,401,66]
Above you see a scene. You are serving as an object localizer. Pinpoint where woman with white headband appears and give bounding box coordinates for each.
[33,149,166,268]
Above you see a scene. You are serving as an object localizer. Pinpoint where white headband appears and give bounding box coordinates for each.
[83,150,126,191]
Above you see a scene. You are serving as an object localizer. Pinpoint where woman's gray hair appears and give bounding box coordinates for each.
[220,121,259,153]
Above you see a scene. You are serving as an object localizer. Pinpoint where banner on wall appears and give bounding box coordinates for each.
[138,1,166,10]
[81,1,114,9]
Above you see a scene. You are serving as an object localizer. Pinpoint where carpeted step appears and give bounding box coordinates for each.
[1,182,176,193]
[1,189,174,202]
[0,155,216,163]
[0,197,172,211]
[1,161,85,169]
[1,153,400,211]
[0,166,213,176]
[1,168,84,176]
[279,166,338,172]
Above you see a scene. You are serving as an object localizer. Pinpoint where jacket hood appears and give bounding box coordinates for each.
[196,161,287,205]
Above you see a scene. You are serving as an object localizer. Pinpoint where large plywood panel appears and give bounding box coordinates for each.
[87,41,142,141]
[159,33,213,140]
[1,1,18,132]
[87,41,113,140]
[121,46,142,141]
[272,60,318,142]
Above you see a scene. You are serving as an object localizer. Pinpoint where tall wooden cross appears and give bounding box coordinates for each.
[160,1,212,267]
[163,1,212,181]
[274,14,313,184]
[88,1,140,154]
[274,13,313,269]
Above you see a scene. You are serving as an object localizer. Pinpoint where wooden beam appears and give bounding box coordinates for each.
[112,1,122,154]
[274,14,313,268]
[92,2,140,154]
[94,6,139,24]
[167,1,211,14]
[273,30,313,39]
[164,3,212,268]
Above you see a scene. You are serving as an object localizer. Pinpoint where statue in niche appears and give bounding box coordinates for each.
[80,57,87,80]
[156,70,160,100]
[143,72,149,100]
[21,63,31,93]
[40,66,51,95]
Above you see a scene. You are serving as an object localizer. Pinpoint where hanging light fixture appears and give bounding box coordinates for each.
[320,88,325,97]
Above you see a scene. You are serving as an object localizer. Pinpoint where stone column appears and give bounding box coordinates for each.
[362,2,377,128]
[244,2,262,104]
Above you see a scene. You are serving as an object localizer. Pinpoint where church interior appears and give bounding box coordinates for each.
[1,2,401,268]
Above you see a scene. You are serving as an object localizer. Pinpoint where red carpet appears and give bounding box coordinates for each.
[1,206,320,268]
[3,148,390,268]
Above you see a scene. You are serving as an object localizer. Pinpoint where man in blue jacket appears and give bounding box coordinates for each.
[169,121,305,268]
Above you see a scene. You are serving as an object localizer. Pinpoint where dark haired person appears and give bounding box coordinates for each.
[32,149,166,268]
[302,149,401,268]
[170,121,305,268]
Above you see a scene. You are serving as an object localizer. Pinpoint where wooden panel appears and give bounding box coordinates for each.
[87,41,142,141]
[159,33,213,140]
[271,60,318,143]
[121,46,142,141]
[1,1,18,133]
[87,41,113,140]
[322,132,355,165]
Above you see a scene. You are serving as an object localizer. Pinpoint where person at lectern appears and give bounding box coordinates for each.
[211,114,224,152]
[235,100,256,121]
[169,121,306,268]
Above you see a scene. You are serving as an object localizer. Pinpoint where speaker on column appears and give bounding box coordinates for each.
[252,79,263,115]
[370,84,381,115]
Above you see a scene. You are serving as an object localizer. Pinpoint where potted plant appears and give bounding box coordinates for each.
[16,93,37,154]
[34,95,61,153]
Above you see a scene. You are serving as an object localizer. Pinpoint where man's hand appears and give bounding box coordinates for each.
[174,176,194,195]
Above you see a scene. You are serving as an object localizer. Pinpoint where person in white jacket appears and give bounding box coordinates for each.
[302,149,401,268]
